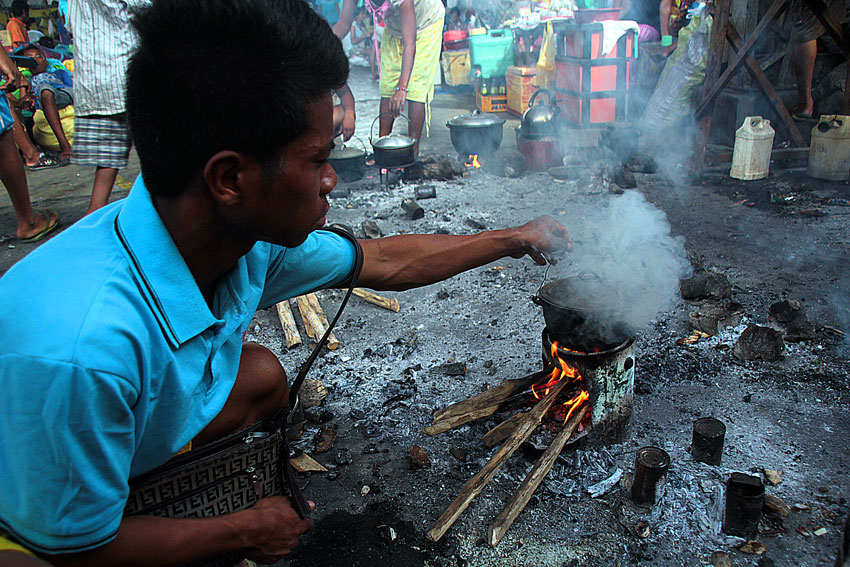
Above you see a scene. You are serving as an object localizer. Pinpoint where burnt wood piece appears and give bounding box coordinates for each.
[423,369,552,435]
[352,288,400,312]
[689,301,745,336]
[695,0,790,120]
[297,294,339,350]
[763,493,791,520]
[401,198,425,220]
[482,412,530,447]
[726,24,805,146]
[694,0,732,171]
[425,377,573,542]
[734,324,785,361]
[487,400,587,546]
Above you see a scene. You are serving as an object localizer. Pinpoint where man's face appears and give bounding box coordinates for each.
[240,92,337,248]
[21,48,46,74]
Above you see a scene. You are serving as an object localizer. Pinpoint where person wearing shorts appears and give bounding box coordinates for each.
[68,0,142,214]
[790,0,848,119]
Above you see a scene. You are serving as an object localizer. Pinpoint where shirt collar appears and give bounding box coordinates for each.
[115,176,218,346]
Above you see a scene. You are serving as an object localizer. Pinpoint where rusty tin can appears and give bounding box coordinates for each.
[691,417,726,466]
[631,446,670,505]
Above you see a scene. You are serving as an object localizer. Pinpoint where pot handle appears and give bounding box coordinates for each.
[528,88,552,108]
[345,134,368,155]
[370,113,413,144]
[534,261,553,299]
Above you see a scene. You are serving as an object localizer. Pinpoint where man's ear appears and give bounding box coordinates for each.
[203,151,255,207]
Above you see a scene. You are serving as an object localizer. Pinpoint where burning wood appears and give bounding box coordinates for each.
[487,393,588,547]
[425,375,575,543]
[482,411,529,447]
[353,288,400,312]
[465,154,482,168]
[275,300,302,348]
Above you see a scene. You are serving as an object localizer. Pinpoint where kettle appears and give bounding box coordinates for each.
[521,89,560,139]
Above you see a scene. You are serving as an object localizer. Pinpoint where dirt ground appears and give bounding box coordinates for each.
[1,65,848,567]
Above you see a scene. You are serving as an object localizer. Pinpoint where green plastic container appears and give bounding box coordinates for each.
[469,29,515,79]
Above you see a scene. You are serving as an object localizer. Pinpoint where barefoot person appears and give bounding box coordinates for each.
[0,1,571,565]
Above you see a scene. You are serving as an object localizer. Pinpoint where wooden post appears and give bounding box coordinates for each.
[693,0,732,171]
[727,23,806,146]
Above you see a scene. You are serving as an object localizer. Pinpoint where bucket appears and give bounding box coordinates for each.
[730,116,774,181]
[808,114,850,181]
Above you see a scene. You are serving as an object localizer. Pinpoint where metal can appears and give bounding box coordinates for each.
[691,417,726,466]
[723,472,765,539]
[631,446,671,505]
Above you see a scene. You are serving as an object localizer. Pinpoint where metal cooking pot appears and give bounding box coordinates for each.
[446,110,506,156]
[531,274,630,350]
[370,114,416,168]
[521,89,560,140]
[328,136,367,182]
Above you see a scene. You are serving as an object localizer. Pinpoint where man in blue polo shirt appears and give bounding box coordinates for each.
[0,0,572,565]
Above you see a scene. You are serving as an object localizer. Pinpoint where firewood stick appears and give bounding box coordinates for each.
[487,400,588,547]
[424,370,551,436]
[482,411,529,447]
[425,377,573,542]
[275,301,302,348]
[296,295,318,339]
[297,295,339,349]
[305,293,331,329]
[353,288,400,312]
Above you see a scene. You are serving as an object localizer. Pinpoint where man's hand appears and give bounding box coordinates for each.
[241,496,313,563]
[342,109,356,141]
[508,215,574,265]
[389,89,407,118]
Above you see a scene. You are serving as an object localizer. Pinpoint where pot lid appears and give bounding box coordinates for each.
[330,145,365,159]
[447,111,506,128]
[372,134,416,149]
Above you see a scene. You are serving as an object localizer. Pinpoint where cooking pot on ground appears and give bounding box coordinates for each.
[521,89,560,140]
[370,114,416,168]
[532,275,631,350]
[446,110,506,155]
[328,136,367,182]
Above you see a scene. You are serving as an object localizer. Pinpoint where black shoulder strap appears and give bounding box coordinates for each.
[280,227,364,422]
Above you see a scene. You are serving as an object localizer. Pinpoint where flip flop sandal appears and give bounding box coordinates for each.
[28,153,62,171]
[791,107,815,121]
[20,209,60,243]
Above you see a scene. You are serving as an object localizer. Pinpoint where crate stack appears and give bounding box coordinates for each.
[440,30,473,89]
[469,29,514,113]
[506,65,538,117]
[553,21,636,126]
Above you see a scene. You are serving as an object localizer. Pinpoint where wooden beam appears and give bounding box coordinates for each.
[425,376,573,543]
[727,24,807,146]
[487,399,587,547]
[695,0,790,120]
[802,0,848,56]
[694,0,732,171]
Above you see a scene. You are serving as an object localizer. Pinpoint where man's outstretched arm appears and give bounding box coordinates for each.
[356,215,573,291]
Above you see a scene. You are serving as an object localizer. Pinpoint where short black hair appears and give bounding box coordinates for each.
[126,0,349,198]
[10,0,29,17]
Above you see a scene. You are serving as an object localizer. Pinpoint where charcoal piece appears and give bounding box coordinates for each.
[363,443,378,454]
[734,325,786,361]
[450,447,468,462]
[680,269,733,300]
[417,155,463,180]
[436,289,450,300]
[625,153,658,173]
[334,448,353,466]
[432,362,466,376]
[465,217,487,230]
[409,445,431,468]
[414,185,437,199]
[313,426,337,453]
[768,299,804,323]
[689,301,745,335]
[349,408,366,421]
[361,220,383,239]
[785,315,816,341]
[401,198,425,220]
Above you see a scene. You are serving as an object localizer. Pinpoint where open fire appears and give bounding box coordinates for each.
[532,340,590,428]
[465,154,482,168]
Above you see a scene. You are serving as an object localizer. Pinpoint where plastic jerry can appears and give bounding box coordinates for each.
[730,116,775,180]
[808,115,850,181]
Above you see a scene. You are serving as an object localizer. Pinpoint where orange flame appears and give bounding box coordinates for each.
[465,154,482,168]
[531,341,590,425]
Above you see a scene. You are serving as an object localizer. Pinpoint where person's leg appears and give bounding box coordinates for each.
[38,88,72,158]
[6,96,40,166]
[193,342,289,446]
[378,97,395,136]
[793,39,817,117]
[0,128,57,239]
[87,166,118,215]
[407,100,426,156]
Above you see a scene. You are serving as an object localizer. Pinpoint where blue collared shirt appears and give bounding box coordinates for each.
[0,177,355,554]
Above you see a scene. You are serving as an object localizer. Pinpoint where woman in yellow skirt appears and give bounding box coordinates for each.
[335,0,445,156]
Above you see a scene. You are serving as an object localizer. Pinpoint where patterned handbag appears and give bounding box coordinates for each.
[123,228,363,567]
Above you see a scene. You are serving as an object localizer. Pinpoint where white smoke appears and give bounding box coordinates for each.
[546,190,691,343]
